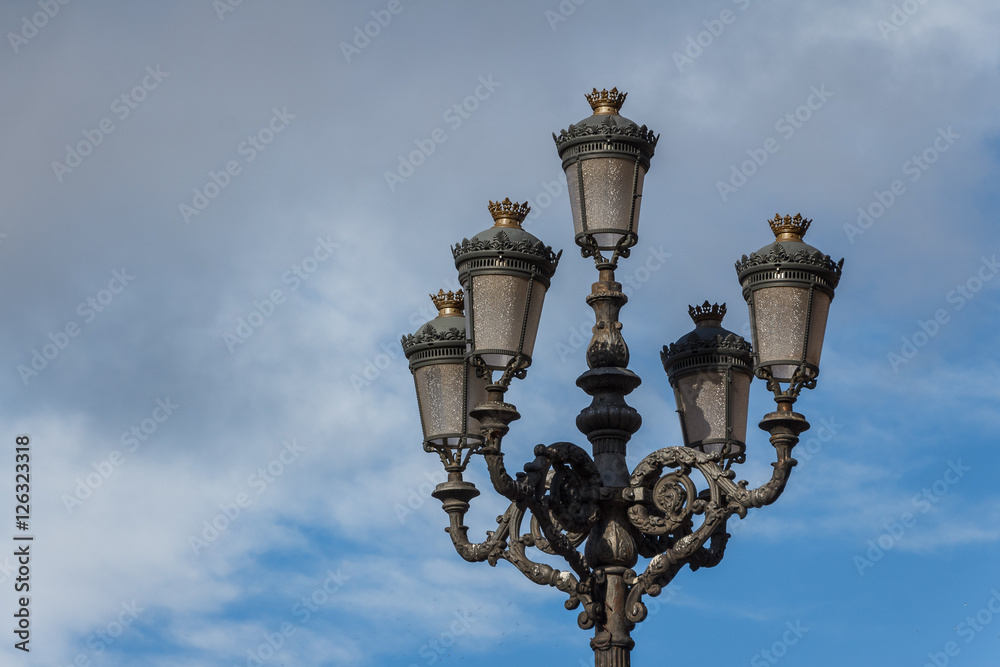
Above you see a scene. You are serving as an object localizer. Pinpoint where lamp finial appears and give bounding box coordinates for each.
[585,87,627,115]
[488,198,530,227]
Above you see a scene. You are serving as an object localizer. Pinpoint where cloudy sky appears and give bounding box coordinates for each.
[1,1,999,665]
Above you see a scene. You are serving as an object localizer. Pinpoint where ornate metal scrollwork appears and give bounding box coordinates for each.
[430,259,812,666]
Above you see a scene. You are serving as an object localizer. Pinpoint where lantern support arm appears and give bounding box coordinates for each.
[728,408,809,510]
[621,407,809,621]
[433,471,595,611]
[482,440,600,581]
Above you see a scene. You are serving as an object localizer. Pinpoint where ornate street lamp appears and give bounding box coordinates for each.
[402,89,845,667]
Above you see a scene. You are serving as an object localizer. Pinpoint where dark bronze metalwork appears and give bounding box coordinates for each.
[427,260,820,666]
[407,92,842,667]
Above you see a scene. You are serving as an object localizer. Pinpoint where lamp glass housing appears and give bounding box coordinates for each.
[751,284,832,382]
[412,360,488,448]
[453,200,559,378]
[661,304,753,463]
[553,88,657,257]
[737,215,843,387]
[466,272,548,370]
[564,156,647,251]
[402,291,487,453]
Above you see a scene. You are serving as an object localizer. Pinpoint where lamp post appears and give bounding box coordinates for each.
[402,88,844,666]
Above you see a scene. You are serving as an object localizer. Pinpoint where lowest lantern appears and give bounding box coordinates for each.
[661,302,753,465]
[453,199,560,384]
[401,289,488,465]
[553,87,658,263]
[736,214,844,389]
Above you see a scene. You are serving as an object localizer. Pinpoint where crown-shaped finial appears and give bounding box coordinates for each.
[430,289,464,316]
[769,213,812,241]
[488,198,530,227]
[586,87,627,115]
[689,301,726,326]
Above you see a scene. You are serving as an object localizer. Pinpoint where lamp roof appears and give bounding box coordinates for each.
[552,87,659,157]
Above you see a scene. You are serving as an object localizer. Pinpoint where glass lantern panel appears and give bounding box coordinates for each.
[470,272,530,369]
[753,285,809,381]
[520,281,547,360]
[465,361,489,440]
[729,370,752,447]
[565,163,584,239]
[806,289,831,369]
[567,157,645,250]
[676,370,727,445]
[414,361,466,445]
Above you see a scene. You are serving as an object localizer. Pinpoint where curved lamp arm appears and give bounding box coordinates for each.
[622,408,810,618]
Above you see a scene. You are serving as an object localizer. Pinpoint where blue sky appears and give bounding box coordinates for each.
[1,1,999,665]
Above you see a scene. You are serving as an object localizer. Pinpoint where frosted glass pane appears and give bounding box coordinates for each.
[729,371,751,446]
[676,370,727,445]
[580,158,643,249]
[465,363,489,439]
[754,286,808,381]
[415,363,465,442]
[471,273,529,369]
[520,282,547,359]
[565,165,584,238]
[806,290,831,369]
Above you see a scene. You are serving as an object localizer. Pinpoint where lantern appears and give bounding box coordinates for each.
[736,214,844,389]
[553,87,658,262]
[661,302,753,464]
[402,290,488,465]
[453,199,560,383]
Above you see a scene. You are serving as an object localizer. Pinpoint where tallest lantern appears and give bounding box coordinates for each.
[553,87,658,265]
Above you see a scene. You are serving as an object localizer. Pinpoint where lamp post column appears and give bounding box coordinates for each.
[576,266,641,666]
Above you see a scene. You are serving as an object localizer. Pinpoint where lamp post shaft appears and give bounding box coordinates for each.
[576,267,640,665]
